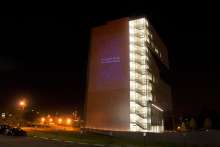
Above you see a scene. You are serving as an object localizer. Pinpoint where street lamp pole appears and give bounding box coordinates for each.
[18,99,26,127]
[19,100,26,111]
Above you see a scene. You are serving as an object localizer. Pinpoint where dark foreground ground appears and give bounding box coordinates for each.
[26,129,220,147]
[0,135,92,147]
[2,128,220,147]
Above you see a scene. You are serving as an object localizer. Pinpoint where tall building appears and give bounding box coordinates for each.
[85,17,172,132]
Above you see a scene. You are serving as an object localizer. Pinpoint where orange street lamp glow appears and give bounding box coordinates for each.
[20,101,25,106]
[49,118,53,122]
[66,118,71,125]
[41,117,45,123]
[19,100,26,110]
[58,118,62,124]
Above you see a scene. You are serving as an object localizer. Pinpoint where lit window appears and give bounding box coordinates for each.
[130,44,135,51]
[147,85,152,91]
[130,81,135,88]
[129,53,135,60]
[140,18,145,23]
[129,21,134,27]
[130,36,135,42]
[155,48,159,54]
[140,65,146,70]
[147,73,152,80]
[142,85,146,90]
[130,91,135,97]
[142,75,147,80]
[130,124,137,131]
[140,56,146,61]
[145,29,149,35]
[130,62,135,68]
[147,93,153,100]
[146,36,150,43]
[129,28,135,34]
[130,114,136,122]
[145,19,149,27]
[130,72,135,79]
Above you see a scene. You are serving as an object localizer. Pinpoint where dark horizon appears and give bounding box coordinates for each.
[0,6,220,117]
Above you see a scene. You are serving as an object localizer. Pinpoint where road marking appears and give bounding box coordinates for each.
[33,136,37,138]
[78,142,88,145]
[40,137,48,140]
[51,138,59,141]
[93,144,105,147]
[64,140,74,143]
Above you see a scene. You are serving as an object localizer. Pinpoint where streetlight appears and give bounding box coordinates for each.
[41,117,45,124]
[19,100,26,111]
[58,118,62,124]
[17,99,27,127]
[49,118,53,122]
[66,118,72,125]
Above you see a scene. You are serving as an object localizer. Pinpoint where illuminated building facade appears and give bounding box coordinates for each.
[85,17,172,132]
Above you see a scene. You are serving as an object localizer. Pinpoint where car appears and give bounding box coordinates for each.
[5,127,27,136]
[0,124,11,134]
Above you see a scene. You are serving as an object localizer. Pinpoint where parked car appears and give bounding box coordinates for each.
[0,124,11,134]
[5,127,27,136]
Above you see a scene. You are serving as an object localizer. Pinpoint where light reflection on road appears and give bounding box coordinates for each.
[22,125,80,132]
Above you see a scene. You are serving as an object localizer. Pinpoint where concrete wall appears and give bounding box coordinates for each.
[86,18,130,131]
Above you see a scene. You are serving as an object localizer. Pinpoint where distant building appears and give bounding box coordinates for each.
[85,17,172,132]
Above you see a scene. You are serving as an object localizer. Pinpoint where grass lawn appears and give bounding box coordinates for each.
[27,130,208,147]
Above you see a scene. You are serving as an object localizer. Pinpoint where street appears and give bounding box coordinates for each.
[0,135,96,147]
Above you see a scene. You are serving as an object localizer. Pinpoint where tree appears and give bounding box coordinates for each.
[189,118,197,130]
[204,118,212,129]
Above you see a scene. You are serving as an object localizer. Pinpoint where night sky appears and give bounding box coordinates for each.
[0,4,220,117]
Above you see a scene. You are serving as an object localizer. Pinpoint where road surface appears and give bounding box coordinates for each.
[0,135,99,147]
